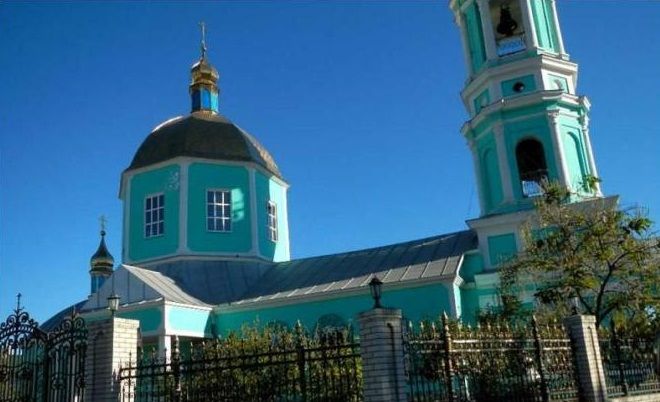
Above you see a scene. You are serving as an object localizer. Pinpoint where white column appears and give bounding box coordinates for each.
[548,0,567,56]
[493,122,515,202]
[547,110,571,190]
[476,0,498,60]
[522,0,539,49]
[579,115,602,195]
[468,138,487,215]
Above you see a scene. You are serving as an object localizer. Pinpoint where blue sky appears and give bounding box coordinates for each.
[1,1,658,322]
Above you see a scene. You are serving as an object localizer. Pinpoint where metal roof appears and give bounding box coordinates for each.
[127,111,282,178]
[233,230,477,306]
[91,230,477,309]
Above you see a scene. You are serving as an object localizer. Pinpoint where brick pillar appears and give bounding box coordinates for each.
[85,317,140,402]
[358,308,407,402]
[564,314,607,402]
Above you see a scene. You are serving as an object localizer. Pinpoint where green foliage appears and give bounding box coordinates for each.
[499,180,660,329]
[166,320,362,401]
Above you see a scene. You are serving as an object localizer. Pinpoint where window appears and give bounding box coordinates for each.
[516,139,548,197]
[207,190,232,232]
[489,0,526,56]
[267,201,278,242]
[145,194,164,237]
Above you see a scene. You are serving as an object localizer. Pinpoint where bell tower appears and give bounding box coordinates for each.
[450,0,602,269]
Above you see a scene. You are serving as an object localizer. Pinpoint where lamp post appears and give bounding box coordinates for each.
[107,293,120,317]
[369,276,383,309]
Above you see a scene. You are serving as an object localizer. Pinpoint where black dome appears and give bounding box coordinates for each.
[127,111,282,178]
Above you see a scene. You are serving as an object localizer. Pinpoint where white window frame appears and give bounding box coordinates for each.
[207,189,232,233]
[144,193,165,238]
[267,201,278,242]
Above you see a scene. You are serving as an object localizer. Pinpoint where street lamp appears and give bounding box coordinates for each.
[107,293,120,317]
[369,276,383,309]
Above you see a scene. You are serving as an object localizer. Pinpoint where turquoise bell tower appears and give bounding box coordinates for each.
[450,0,602,272]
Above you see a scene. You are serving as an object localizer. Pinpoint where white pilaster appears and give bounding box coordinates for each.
[547,110,571,189]
[579,115,602,196]
[522,0,539,49]
[468,139,487,214]
[177,161,190,254]
[476,0,497,60]
[249,168,259,256]
[493,122,515,202]
[548,0,566,56]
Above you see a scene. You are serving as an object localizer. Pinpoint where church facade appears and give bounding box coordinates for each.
[45,0,606,352]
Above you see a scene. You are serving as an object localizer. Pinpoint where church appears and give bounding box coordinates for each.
[44,0,607,353]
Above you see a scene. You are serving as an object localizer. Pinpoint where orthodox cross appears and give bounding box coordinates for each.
[200,21,207,60]
[99,215,107,234]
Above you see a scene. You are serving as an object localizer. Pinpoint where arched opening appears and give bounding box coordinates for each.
[516,138,548,197]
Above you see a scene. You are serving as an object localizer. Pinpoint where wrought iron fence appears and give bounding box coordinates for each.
[404,314,579,402]
[0,296,87,402]
[118,327,362,402]
[599,324,660,397]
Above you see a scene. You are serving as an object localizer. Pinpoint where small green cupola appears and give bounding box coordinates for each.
[90,227,114,294]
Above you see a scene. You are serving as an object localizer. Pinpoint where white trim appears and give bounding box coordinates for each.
[122,175,131,263]
[468,140,487,214]
[462,90,580,135]
[522,0,538,49]
[120,156,289,196]
[460,53,578,104]
[177,160,190,254]
[133,252,272,267]
[579,115,602,196]
[249,168,259,255]
[144,193,165,238]
[267,200,278,243]
[548,0,566,56]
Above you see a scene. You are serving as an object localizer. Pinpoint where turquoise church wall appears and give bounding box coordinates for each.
[501,75,537,98]
[503,116,559,200]
[487,233,517,267]
[166,305,213,337]
[215,283,454,335]
[255,171,290,262]
[128,164,180,261]
[477,135,503,214]
[187,163,252,253]
[459,252,484,283]
[117,307,163,333]
[473,89,490,115]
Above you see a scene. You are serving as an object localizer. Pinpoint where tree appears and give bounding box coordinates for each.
[499,179,660,330]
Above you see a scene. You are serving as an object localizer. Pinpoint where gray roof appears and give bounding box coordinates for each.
[127,111,282,178]
[94,230,476,309]
[234,230,477,306]
[141,260,273,305]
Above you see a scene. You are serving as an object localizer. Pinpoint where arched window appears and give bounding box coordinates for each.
[515,139,548,197]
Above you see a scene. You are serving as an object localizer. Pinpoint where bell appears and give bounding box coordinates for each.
[497,5,519,37]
